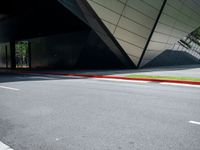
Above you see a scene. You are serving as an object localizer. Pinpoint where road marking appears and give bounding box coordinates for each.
[160,82,200,88]
[189,121,200,125]
[66,76,84,79]
[0,86,20,91]
[28,76,56,80]
[0,141,14,150]
[94,78,150,83]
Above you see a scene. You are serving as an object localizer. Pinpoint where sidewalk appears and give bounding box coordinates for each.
[1,65,200,85]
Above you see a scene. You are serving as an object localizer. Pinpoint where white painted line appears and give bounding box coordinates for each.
[28,76,56,79]
[66,76,84,79]
[93,78,150,83]
[0,85,20,91]
[189,121,200,125]
[0,141,14,150]
[160,82,200,88]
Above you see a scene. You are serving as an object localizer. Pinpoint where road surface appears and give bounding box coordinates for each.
[0,73,200,150]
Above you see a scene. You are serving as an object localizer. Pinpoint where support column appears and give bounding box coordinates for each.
[28,41,32,69]
[5,45,8,68]
[10,41,16,69]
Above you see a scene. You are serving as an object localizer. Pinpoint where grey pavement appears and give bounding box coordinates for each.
[0,73,200,150]
[116,65,200,78]
[81,65,200,78]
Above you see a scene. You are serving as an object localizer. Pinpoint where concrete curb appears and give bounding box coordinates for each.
[0,141,14,150]
[17,71,200,86]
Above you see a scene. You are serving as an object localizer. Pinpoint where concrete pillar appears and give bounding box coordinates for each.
[28,41,32,69]
[10,41,16,69]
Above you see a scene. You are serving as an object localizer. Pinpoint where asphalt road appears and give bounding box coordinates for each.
[0,73,200,150]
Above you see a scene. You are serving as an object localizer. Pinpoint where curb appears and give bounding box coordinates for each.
[0,141,14,150]
[16,71,200,86]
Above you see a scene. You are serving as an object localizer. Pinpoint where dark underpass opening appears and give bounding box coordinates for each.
[15,41,30,69]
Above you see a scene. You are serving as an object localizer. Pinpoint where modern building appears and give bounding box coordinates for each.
[0,0,200,69]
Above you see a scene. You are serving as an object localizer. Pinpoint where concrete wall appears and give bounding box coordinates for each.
[86,0,200,67]
[141,0,200,67]
[76,31,125,69]
[29,31,125,69]
[143,50,200,68]
[60,0,135,68]
[29,32,89,69]
[0,44,6,68]
[86,0,164,65]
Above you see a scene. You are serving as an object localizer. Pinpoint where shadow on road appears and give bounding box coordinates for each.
[0,72,81,83]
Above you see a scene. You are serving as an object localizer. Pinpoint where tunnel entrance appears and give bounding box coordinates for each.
[15,41,30,68]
